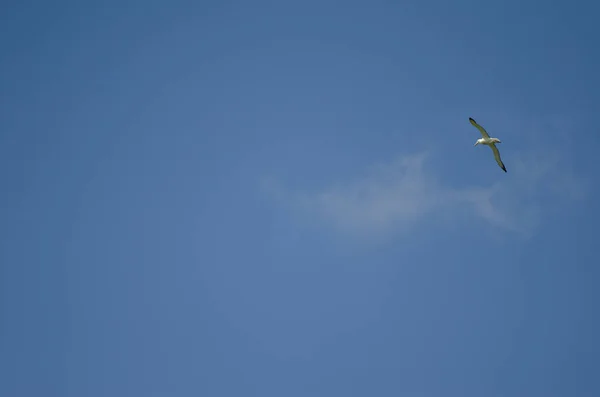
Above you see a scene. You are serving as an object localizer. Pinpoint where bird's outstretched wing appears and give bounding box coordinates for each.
[469,117,490,138]
[490,144,507,172]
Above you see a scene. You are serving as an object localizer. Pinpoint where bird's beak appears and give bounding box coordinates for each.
[474,142,479,146]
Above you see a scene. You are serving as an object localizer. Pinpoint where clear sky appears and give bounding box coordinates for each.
[1,0,599,396]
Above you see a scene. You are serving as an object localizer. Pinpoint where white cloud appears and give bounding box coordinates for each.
[264,145,587,240]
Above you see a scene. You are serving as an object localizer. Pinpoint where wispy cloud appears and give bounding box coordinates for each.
[264,144,587,240]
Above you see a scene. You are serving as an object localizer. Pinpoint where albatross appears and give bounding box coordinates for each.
[469,117,507,172]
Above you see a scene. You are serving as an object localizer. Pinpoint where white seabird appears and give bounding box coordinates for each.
[469,117,507,173]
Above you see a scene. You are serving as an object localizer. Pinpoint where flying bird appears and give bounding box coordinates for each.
[469,117,507,172]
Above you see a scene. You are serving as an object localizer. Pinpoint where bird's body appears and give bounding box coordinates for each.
[469,117,507,172]
[475,137,500,146]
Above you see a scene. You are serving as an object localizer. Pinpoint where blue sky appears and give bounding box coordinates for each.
[1,0,599,396]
